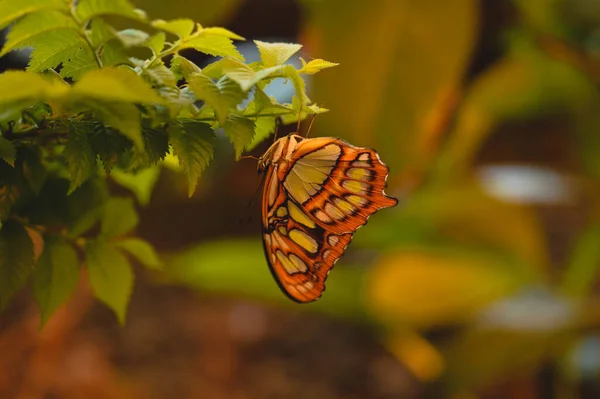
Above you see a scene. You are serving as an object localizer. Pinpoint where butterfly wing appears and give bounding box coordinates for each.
[261,136,397,302]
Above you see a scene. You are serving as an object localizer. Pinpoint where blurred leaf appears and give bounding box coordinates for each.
[561,225,600,298]
[76,0,142,22]
[436,37,600,178]
[0,220,35,309]
[86,239,134,324]
[145,31,165,55]
[110,166,161,206]
[385,328,445,382]
[19,145,47,195]
[0,136,16,166]
[356,181,549,273]
[115,237,162,270]
[442,321,574,393]
[302,0,477,177]
[167,239,368,320]
[136,0,242,27]
[367,249,530,328]
[73,67,163,105]
[34,238,79,326]
[152,18,195,38]
[0,0,68,30]
[101,197,139,237]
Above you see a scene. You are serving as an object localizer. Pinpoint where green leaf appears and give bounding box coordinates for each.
[255,40,302,67]
[0,220,34,309]
[85,100,143,150]
[282,65,309,105]
[33,238,79,325]
[249,86,290,114]
[298,57,339,74]
[64,122,96,194]
[99,40,131,67]
[224,115,255,160]
[115,238,162,270]
[208,58,282,91]
[85,239,134,324]
[59,47,98,80]
[178,57,246,124]
[144,61,176,86]
[89,123,132,173]
[199,26,244,40]
[26,30,91,75]
[0,136,16,166]
[168,120,215,197]
[181,35,244,60]
[0,162,21,220]
[0,0,67,30]
[88,18,116,47]
[101,197,138,237]
[0,70,67,110]
[145,32,166,56]
[110,166,160,206]
[76,0,143,22]
[152,18,195,38]
[19,145,47,194]
[246,117,276,151]
[136,125,170,167]
[73,67,163,105]
[0,10,78,57]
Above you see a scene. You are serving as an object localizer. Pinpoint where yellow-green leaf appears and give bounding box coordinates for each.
[101,197,138,237]
[33,238,79,326]
[224,115,255,160]
[152,18,195,38]
[255,40,302,67]
[115,238,162,270]
[76,0,142,22]
[0,10,77,57]
[200,26,244,40]
[86,239,134,324]
[73,67,163,105]
[0,0,67,30]
[298,57,339,74]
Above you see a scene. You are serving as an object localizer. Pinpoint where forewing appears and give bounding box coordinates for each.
[284,137,398,234]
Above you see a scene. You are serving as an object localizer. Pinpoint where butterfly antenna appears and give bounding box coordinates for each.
[272,117,281,143]
[239,173,266,225]
[296,105,303,134]
[304,113,318,138]
[239,155,260,161]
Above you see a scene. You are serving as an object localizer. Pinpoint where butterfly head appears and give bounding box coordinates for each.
[257,134,304,174]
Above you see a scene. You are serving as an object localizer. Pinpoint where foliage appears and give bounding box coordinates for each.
[0,0,336,324]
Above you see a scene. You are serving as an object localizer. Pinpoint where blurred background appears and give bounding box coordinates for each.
[2,0,600,398]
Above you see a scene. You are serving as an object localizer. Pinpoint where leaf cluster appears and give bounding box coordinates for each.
[0,0,337,323]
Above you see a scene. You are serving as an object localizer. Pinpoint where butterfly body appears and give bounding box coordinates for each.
[259,133,397,302]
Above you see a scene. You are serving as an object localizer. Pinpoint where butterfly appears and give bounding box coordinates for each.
[257,130,398,303]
